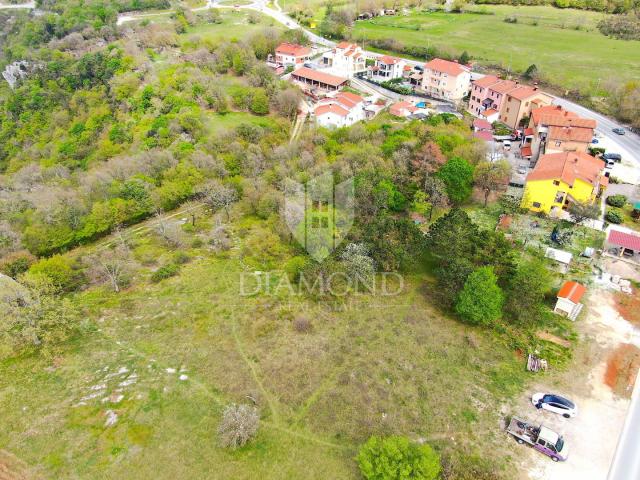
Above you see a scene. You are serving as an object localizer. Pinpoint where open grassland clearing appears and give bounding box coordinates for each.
[0,214,533,479]
[352,6,640,95]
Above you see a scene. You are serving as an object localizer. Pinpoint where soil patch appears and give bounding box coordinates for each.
[604,343,640,398]
[536,331,571,348]
[614,290,640,326]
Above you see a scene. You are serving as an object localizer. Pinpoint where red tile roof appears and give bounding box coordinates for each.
[547,125,594,143]
[291,67,348,87]
[507,85,548,101]
[424,58,468,76]
[521,145,532,157]
[336,91,363,105]
[336,41,357,50]
[276,42,311,57]
[489,80,518,94]
[526,151,605,187]
[482,108,499,117]
[379,55,401,65]
[608,229,640,251]
[531,105,577,124]
[473,75,500,88]
[315,103,349,117]
[557,281,586,303]
[389,101,417,116]
[473,118,492,131]
[473,130,494,142]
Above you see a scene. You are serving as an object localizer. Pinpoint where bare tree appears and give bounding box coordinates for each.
[154,211,184,248]
[218,403,260,449]
[474,160,511,207]
[89,230,134,293]
[201,181,237,221]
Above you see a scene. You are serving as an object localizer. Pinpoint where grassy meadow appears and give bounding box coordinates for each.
[0,214,530,479]
[351,5,640,95]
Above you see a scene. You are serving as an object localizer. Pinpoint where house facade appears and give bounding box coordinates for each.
[500,86,554,129]
[273,43,311,68]
[420,58,470,102]
[368,55,405,80]
[468,75,516,117]
[554,281,586,321]
[521,151,608,214]
[523,105,596,162]
[315,91,365,128]
[322,42,366,78]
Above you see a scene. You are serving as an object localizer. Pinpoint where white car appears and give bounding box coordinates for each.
[532,393,578,418]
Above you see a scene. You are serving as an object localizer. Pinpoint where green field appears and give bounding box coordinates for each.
[352,6,640,94]
[0,216,529,479]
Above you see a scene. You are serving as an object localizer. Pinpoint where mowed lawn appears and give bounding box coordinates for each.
[0,220,528,479]
[352,6,640,93]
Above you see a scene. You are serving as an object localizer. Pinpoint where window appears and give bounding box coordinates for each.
[554,191,565,203]
[555,141,562,147]
[533,202,542,208]
[506,108,510,113]
[553,180,560,186]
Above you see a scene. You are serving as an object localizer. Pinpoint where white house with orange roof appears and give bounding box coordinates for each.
[368,55,406,80]
[421,58,471,102]
[314,91,365,128]
[389,100,418,118]
[273,43,311,68]
[321,42,366,78]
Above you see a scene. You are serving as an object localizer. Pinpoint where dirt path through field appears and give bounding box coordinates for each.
[521,289,640,480]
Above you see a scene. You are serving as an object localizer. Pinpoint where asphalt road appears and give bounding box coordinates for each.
[553,97,640,169]
[607,371,640,480]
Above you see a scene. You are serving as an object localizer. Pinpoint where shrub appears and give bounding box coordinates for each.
[27,255,82,292]
[173,251,191,264]
[293,316,312,333]
[606,194,627,208]
[455,266,504,326]
[151,264,180,282]
[0,250,36,278]
[357,436,441,480]
[218,403,259,448]
[605,209,623,224]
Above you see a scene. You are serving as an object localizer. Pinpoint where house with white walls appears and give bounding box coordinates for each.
[321,42,366,78]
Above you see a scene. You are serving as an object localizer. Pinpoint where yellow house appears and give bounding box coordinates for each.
[521,151,608,214]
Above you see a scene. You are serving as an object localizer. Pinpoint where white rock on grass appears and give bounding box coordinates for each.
[166,368,176,374]
[179,374,189,381]
[104,410,118,427]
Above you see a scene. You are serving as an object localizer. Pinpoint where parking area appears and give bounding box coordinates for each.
[516,289,640,480]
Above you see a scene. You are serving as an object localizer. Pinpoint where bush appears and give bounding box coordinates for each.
[606,209,623,224]
[172,251,191,264]
[27,255,82,292]
[218,403,259,448]
[607,194,627,208]
[357,436,441,480]
[598,15,640,40]
[151,263,180,282]
[0,250,36,278]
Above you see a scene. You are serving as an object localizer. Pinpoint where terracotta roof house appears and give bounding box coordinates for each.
[273,43,311,67]
[468,75,517,119]
[605,229,640,261]
[290,67,348,91]
[389,100,417,117]
[521,151,608,214]
[554,281,586,320]
[368,55,406,80]
[523,105,596,161]
[421,58,471,102]
[315,91,365,128]
[500,85,554,129]
[321,42,366,78]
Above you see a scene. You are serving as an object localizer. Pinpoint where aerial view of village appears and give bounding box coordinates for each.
[0,0,639,478]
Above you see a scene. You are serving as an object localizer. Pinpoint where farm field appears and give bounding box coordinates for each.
[351,6,640,95]
[0,216,530,479]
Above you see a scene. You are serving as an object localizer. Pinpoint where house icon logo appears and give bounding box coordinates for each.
[283,172,354,262]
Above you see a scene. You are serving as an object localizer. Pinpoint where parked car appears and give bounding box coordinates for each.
[591,137,599,144]
[502,140,512,150]
[605,161,615,169]
[532,393,578,418]
[612,127,626,135]
[507,416,569,462]
[603,153,622,162]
